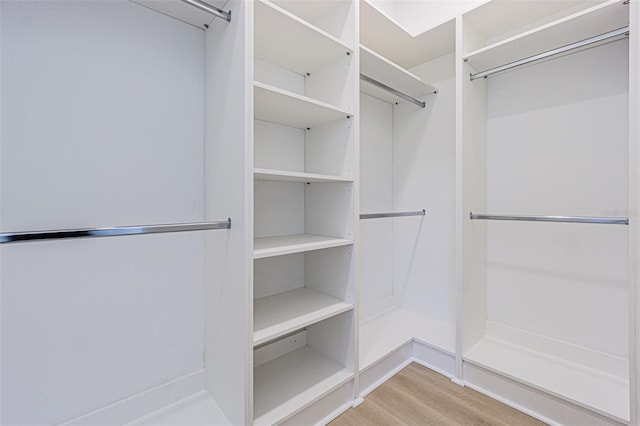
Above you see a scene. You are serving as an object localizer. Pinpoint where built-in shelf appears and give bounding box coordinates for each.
[254,288,353,346]
[464,0,629,73]
[127,391,231,426]
[253,346,353,425]
[359,308,455,371]
[464,336,629,423]
[254,82,351,129]
[254,168,353,184]
[360,0,455,69]
[255,0,352,75]
[360,45,436,104]
[254,234,353,259]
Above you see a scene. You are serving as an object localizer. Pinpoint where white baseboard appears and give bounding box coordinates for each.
[60,369,206,426]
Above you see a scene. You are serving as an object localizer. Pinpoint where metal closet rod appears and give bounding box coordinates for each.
[180,0,231,22]
[470,212,628,225]
[360,74,426,108]
[469,26,629,81]
[0,219,232,244]
[360,210,426,220]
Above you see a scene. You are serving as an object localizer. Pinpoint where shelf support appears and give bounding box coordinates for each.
[180,0,231,22]
[360,74,426,108]
[0,219,232,244]
[469,26,629,80]
[469,212,628,225]
[360,210,426,220]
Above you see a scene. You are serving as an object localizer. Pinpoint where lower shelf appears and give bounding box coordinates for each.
[253,346,353,425]
[127,391,231,426]
[359,308,455,371]
[464,336,629,423]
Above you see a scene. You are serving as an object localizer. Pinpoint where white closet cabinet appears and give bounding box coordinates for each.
[458,1,636,424]
[357,1,459,396]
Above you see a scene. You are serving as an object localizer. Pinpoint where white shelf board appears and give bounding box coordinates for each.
[360,1,455,69]
[254,168,353,183]
[254,82,351,129]
[254,287,353,346]
[359,308,455,371]
[464,0,629,73]
[255,0,352,75]
[360,45,436,105]
[254,234,353,259]
[253,346,353,425]
[464,336,630,423]
[132,0,226,29]
[127,391,231,426]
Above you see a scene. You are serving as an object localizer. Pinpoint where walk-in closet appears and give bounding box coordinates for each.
[1,0,639,425]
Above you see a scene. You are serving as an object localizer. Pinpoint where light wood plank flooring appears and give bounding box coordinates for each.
[330,363,546,426]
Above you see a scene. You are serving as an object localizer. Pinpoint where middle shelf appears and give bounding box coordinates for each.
[254,287,353,346]
[254,234,353,259]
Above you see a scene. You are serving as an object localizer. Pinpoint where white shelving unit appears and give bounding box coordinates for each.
[251,0,357,423]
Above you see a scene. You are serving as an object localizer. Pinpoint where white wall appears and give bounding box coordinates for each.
[1,1,207,424]
[485,40,629,357]
[393,53,456,324]
[359,93,394,308]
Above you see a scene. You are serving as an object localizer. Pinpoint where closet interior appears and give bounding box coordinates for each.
[0,0,638,425]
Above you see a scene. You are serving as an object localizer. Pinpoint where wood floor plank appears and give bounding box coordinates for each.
[330,363,546,426]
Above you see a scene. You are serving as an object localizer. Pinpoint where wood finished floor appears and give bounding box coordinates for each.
[329,363,547,426]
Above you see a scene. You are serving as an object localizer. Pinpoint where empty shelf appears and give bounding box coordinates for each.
[255,0,352,75]
[254,287,353,346]
[464,0,629,73]
[360,45,436,104]
[464,336,629,423]
[359,308,455,371]
[254,168,353,183]
[254,82,352,129]
[253,346,353,425]
[127,391,231,426]
[254,234,353,259]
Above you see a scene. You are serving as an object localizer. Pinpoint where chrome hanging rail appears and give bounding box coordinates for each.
[0,219,232,244]
[360,74,426,108]
[469,26,629,81]
[180,0,231,22]
[360,210,426,220]
[469,213,628,225]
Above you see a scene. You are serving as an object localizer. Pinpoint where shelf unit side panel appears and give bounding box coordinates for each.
[306,54,356,112]
[204,1,253,423]
[307,312,356,371]
[460,20,489,355]
[305,183,356,239]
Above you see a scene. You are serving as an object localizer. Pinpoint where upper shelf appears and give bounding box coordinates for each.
[360,45,436,104]
[360,0,455,69]
[255,0,353,75]
[464,0,629,73]
[254,82,352,129]
[132,0,228,29]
